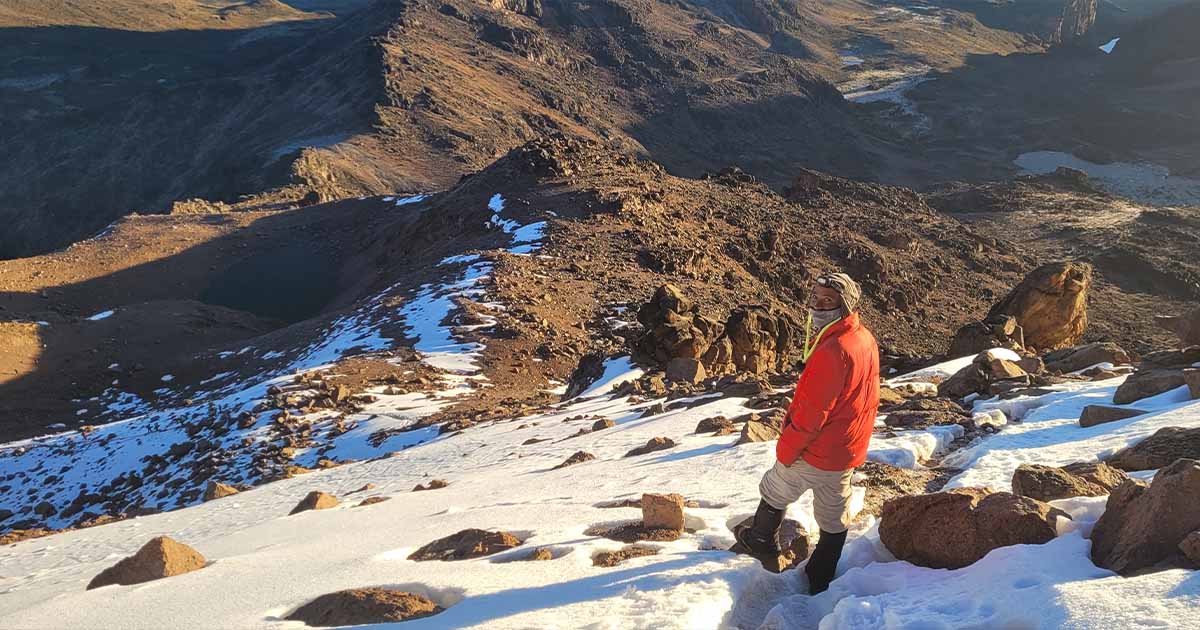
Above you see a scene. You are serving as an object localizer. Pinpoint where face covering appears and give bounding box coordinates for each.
[808,307,843,333]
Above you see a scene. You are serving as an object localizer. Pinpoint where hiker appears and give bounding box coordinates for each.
[736,272,880,594]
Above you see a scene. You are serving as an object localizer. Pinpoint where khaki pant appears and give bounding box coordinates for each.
[759,459,854,533]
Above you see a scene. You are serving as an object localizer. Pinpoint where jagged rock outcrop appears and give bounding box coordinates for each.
[879,489,1067,569]
[636,285,724,364]
[1155,307,1200,347]
[87,536,206,590]
[1055,0,1097,45]
[987,262,1091,351]
[703,306,801,375]
[1011,462,1130,501]
[287,588,443,626]
[1090,459,1200,574]
[1106,427,1200,471]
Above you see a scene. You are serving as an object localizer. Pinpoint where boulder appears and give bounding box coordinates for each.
[879,489,1068,569]
[562,351,607,400]
[987,261,1091,351]
[203,481,240,502]
[695,416,733,434]
[624,437,675,457]
[286,588,442,626]
[408,529,522,561]
[1113,369,1187,404]
[665,357,706,384]
[290,491,339,515]
[1044,342,1131,374]
[554,451,596,469]
[1141,347,1200,370]
[1079,405,1146,428]
[948,314,1025,358]
[1155,306,1200,347]
[641,493,685,531]
[729,516,810,572]
[636,284,724,364]
[938,349,1028,400]
[1186,369,1200,400]
[1011,462,1130,501]
[737,420,782,444]
[704,306,801,375]
[87,536,206,589]
[1180,531,1200,565]
[1106,427,1200,471]
[591,418,615,431]
[1090,459,1200,574]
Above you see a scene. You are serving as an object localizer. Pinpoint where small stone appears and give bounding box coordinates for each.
[413,479,449,492]
[641,493,685,531]
[695,416,733,434]
[1079,405,1146,428]
[87,536,206,590]
[408,529,522,561]
[624,437,675,457]
[203,481,239,501]
[592,545,659,567]
[737,420,781,444]
[290,491,339,515]
[591,418,615,431]
[528,547,554,561]
[554,451,596,469]
[286,588,443,626]
[356,496,391,507]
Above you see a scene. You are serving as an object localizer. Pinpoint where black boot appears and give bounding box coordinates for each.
[805,529,848,594]
[735,500,784,556]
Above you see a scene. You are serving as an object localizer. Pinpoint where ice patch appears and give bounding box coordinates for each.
[1099,37,1120,54]
[86,310,115,321]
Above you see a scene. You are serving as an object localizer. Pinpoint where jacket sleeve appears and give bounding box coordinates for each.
[776,345,847,466]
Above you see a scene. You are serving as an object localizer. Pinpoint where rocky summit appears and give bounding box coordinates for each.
[2,1,1200,628]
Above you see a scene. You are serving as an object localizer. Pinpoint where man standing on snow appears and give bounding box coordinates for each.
[735,272,880,594]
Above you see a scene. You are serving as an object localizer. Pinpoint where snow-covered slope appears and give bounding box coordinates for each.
[2,354,1199,628]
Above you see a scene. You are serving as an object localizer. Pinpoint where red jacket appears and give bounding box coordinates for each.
[776,312,880,471]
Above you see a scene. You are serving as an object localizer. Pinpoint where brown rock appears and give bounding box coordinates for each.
[413,479,449,492]
[591,418,616,431]
[87,536,206,590]
[1142,347,1200,370]
[554,451,596,469]
[695,416,733,434]
[729,516,810,572]
[704,306,801,375]
[737,420,782,444]
[286,588,442,626]
[636,284,724,363]
[1011,462,1130,501]
[665,357,706,384]
[1180,531,1200,565]
[1079,405,1147,428]
[527,547,554,561]
[1113,369,1187,405]
[1106,427,1200,471]
[986,261,1091,351]
[355,496,391,507]
[592,545,658,567]
[641,493,685,531]
[290,491,339,515]
[878,386,907,407]
[879,489,1068,569]
[625,437,675,457]
[1155,306,1200,347]
[203,481,239,501]
[1043,342,1131,374]
[884,409,967,430]
[1090,459,1200,574]
[948,314,1025,358]
[408,529,523,561]
[1186,369,1200,400]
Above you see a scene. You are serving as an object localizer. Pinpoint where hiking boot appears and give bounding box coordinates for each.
[805,528,849,594]
[734,499,785,560]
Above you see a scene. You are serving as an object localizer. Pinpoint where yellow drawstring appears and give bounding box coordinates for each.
[802,311,837,363]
